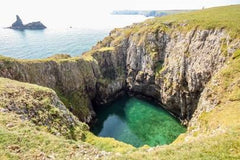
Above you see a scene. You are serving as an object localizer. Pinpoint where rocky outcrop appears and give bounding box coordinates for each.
[1,19,239,124]
[0,77,87,139]
[9,15,46,30]
[10,15,24,29]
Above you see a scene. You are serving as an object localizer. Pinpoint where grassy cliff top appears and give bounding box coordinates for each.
[148,5,240,33]
[95,5,240,50]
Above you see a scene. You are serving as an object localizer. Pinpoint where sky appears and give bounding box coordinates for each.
[0,0,239,29]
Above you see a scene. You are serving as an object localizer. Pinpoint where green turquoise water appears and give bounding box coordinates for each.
[91,96,186,147]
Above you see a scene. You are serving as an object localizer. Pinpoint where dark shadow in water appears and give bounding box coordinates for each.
[12,29,46,38]
[91,95,128,134]
[12,29,26,37]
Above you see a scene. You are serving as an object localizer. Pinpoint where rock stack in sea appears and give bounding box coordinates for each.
[9,15,46,30]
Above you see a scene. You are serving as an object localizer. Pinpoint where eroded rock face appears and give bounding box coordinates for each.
[154,29,229,120]
[0,51,126,123]
[93,26,236,122]
[0,23,237,123]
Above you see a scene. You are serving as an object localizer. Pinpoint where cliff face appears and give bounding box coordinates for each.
[0,52,126,123]
[1,14,240,124]
[0,26,238,123]
[91,25,238,122]
[131,29,231,121]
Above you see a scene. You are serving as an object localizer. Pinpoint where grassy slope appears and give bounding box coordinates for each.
[0,78,92,159]
[0,78,87,140]
[149,5,240,35]
[0,78,134,159]
[0,111,89,160]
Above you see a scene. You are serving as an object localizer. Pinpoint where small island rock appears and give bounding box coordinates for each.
[9,15,46,30]
[11,15,24,29]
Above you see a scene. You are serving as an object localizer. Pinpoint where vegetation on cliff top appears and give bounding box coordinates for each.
[96,5,240,49]
[0,78,87,140]
[152,5,240,36]
[147,5,240,36]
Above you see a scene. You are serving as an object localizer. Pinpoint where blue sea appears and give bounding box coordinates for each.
[0,15,148,59]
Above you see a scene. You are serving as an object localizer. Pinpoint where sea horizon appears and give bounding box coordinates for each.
[0,14,149,59]
[0,28,109,59]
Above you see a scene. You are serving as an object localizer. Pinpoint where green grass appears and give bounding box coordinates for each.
[0,111,107,160]
[84,132,135,153]
[97,5,240,49]
[120,130,240,160]
[0,78,87,140]
[47,54,71,59]
[155,61,164,77]
[143,5,240,37]
[98,47,115,52]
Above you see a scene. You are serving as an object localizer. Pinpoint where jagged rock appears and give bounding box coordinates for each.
[9,15,46,30]
[10,15,24,29]
[24,21,46,30]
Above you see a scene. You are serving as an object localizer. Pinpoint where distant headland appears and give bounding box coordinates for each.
[8,15,46,30]
[111,10,196,17]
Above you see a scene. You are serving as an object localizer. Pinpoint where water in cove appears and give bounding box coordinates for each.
[91,95,186,147]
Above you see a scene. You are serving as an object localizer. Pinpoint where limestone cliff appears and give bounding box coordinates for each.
[0,53,125,123]
[1,7,240,125]
[0,26,239,124]
[94,26,238,122]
